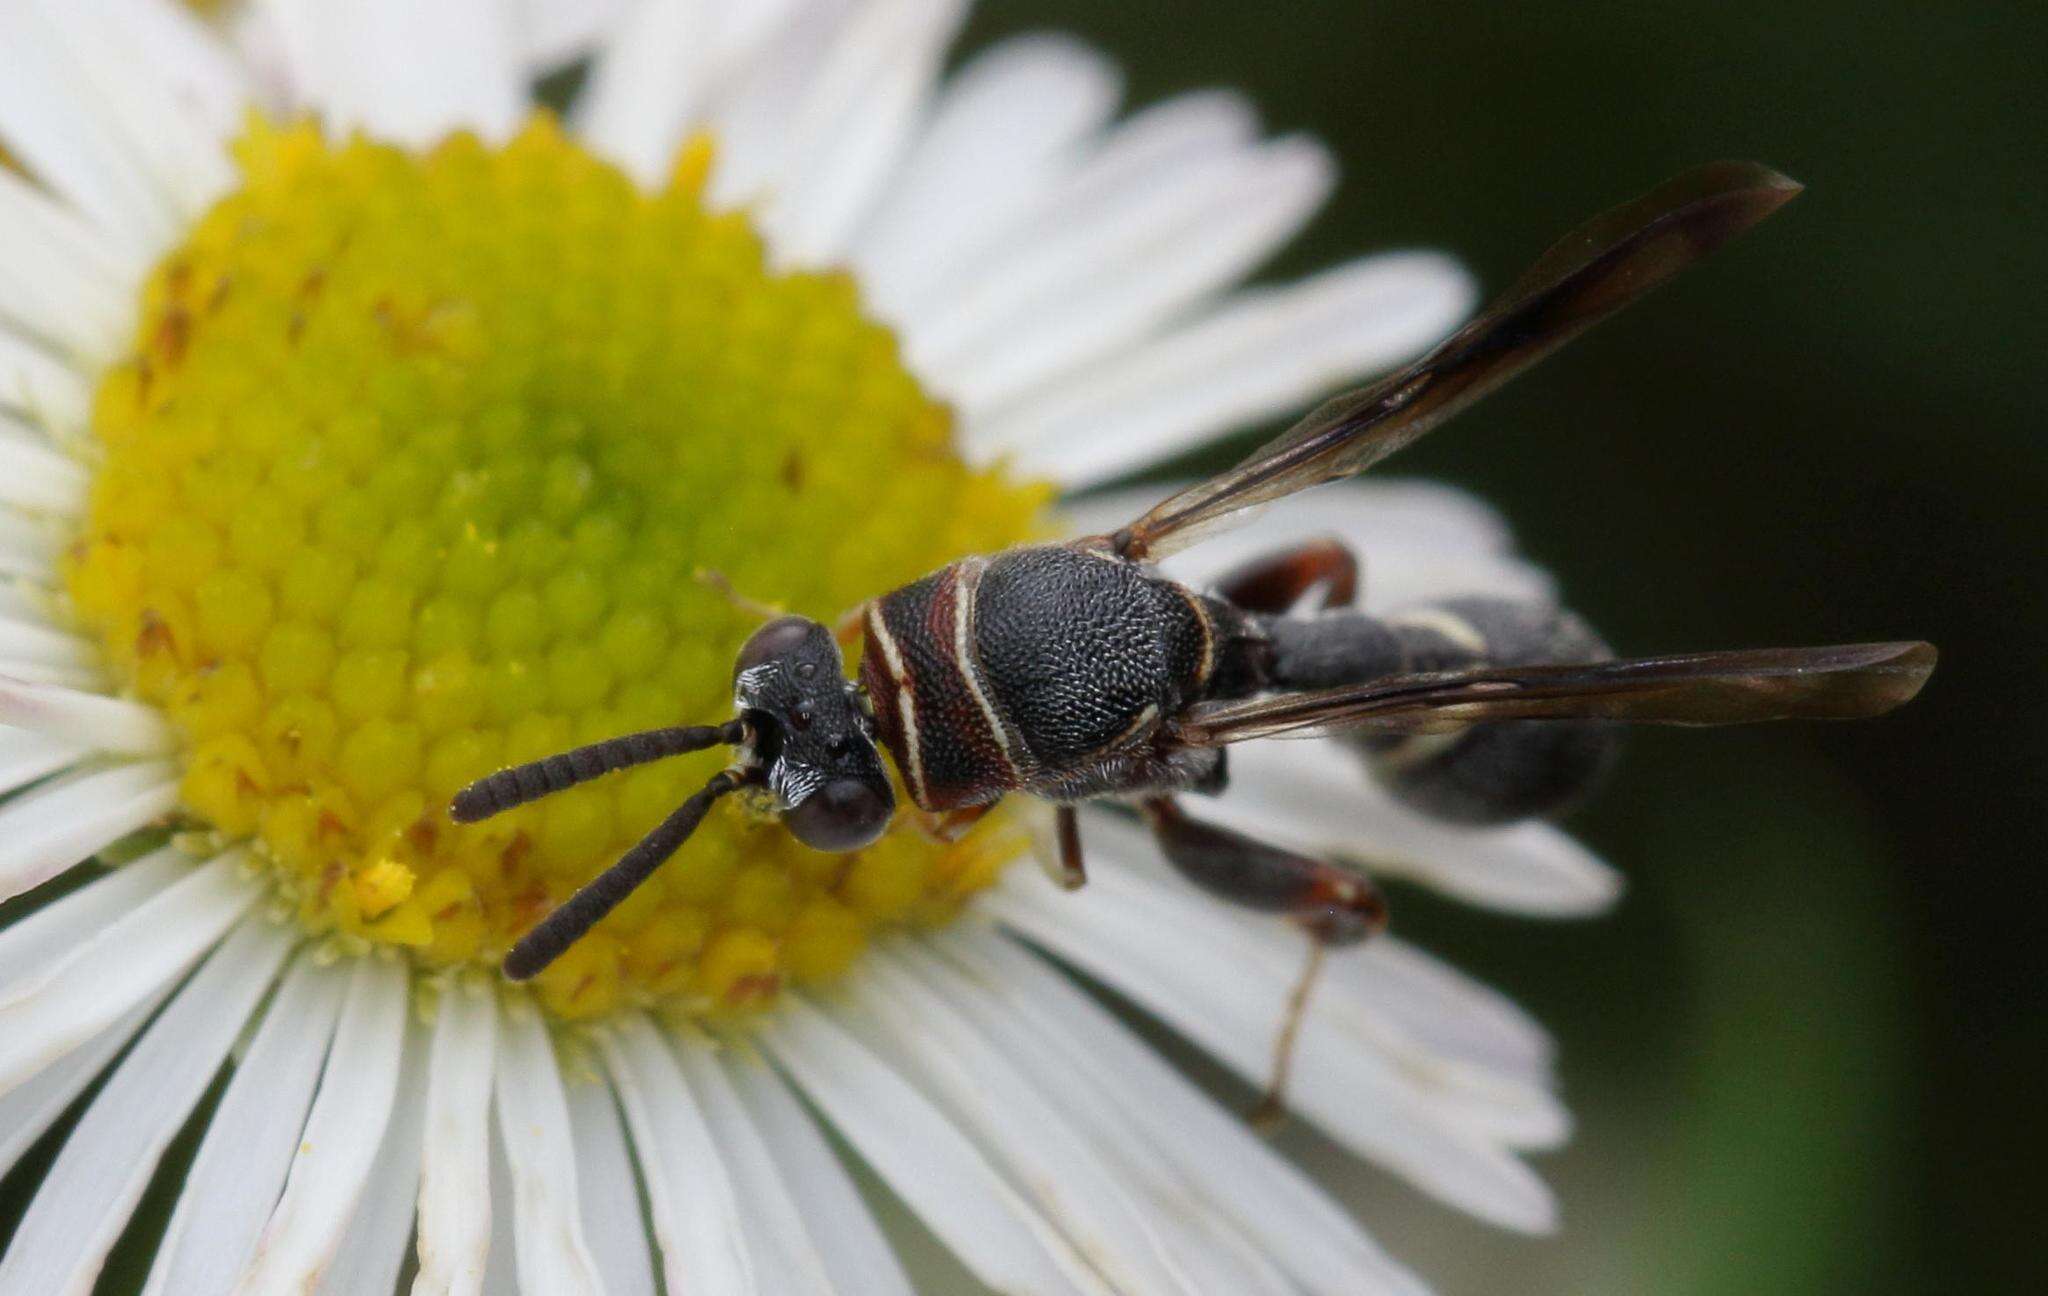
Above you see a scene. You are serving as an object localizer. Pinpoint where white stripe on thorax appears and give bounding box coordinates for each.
[864,603,928,807]
[951,558,1021,780]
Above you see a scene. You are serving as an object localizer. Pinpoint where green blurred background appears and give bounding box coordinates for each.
[961,2,2042,1292]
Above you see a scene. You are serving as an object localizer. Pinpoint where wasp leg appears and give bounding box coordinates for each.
[913,803,992,843]
[1138,797,1387,939]
[1139,795,1387,1128]
[832,601,868,651]
[1046,805,1088,890]
[1212,537,1360,613]
[1256,939,1330,1132]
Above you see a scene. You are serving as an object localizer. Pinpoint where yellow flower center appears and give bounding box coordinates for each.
[63,118,1049,1020]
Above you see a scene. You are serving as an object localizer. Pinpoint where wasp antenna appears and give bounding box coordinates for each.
[503,768,746,981]
[450,720,745,824]
[695,567,785,621]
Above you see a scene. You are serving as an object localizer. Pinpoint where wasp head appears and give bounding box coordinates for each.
[732,615,895,851]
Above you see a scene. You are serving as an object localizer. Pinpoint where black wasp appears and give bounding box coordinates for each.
[454,163,1936,1035]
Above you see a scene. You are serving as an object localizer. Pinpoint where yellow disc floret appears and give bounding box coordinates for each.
[66,117,1049,1020]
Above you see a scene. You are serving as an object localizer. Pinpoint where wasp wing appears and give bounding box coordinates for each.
[1108,161,1803,561]
[1173,641,1936,745]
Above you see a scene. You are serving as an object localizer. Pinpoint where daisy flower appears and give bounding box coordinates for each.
[0,1,1619,1292]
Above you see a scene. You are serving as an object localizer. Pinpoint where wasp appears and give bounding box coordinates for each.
[454,163,1935,1027]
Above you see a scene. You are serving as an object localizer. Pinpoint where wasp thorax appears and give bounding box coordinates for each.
[734,616,895,851]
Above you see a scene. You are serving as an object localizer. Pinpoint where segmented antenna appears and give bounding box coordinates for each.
[449,721,745,823]
[502,769,746,980]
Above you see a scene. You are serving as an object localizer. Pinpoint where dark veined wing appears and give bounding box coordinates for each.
[1173,642,1937,745]
[1108,162,1803,561]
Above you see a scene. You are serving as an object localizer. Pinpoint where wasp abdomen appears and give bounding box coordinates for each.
[1269,597,1622,825]
[1384,598,1621,825]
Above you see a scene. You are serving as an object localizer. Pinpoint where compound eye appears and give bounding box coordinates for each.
[735,615,820,675]
[785,777,894,852]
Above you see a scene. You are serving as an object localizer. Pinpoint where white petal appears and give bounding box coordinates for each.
[0,422,88,515]
[850,33,1121,316]
[515,0,633,70]
[670,1040,838,1296]
[987,836,1562,1231]
[94,0,254,137]
[882,84,1246,321]
[0,508,61,582]
[258,0,526,147]
[924,928,1429,1296]
[947,137,1334,416]
[0,760,181,904]
[0,915,292,1296]
[26,0,239,219]
[1166,1222,1303,1296]
[0,4,178,256]
[237,954,410,1292]
[724,1052,913,1296]
[701,0,861,210]
[0,996,160,1181]
[0,850,258,1097]
[576,0,802,187]
[413,981,498,1296]
[0,660,98,690]
[0,675,175,757]
[980,254,1474,484]
[596,1015,753,1293]
[756,995,1093,1296]
[1040,819,1569,1148]
[0,724,85,797]
[0,182,129,362]
[895,85,1263,341]
[0,620,96,671]
[0,580,54,620]
[0,328,92,433]
[1061,88,1262,200]
[1335,937,1557,1098]
[0,155,144,291]
[757,0,968,268]
[564,1075,659,1296]
[144,952,348,1296]
[0,845,183,991]
[573,0,708,184]
[481,1115,518,1295]
[845,952,1199,1295]
[317,1018,431,1296]
[495,1004,605,1294]
[239,0,331,111]
[574,0,716,186]
[1216,739,1623,915]
[906,134,1332,409]
[698,1,808,76]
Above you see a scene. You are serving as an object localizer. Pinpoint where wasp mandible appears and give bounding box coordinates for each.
[453,163,1936,1009]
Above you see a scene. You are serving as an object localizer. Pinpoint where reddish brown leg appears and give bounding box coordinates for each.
[1140,796,1387,1127]
[1047,805,1087,890]
[1139,798,1387,940]
[913,803,992,843]
[832,601,869,651]
[1213,537,1360,613]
